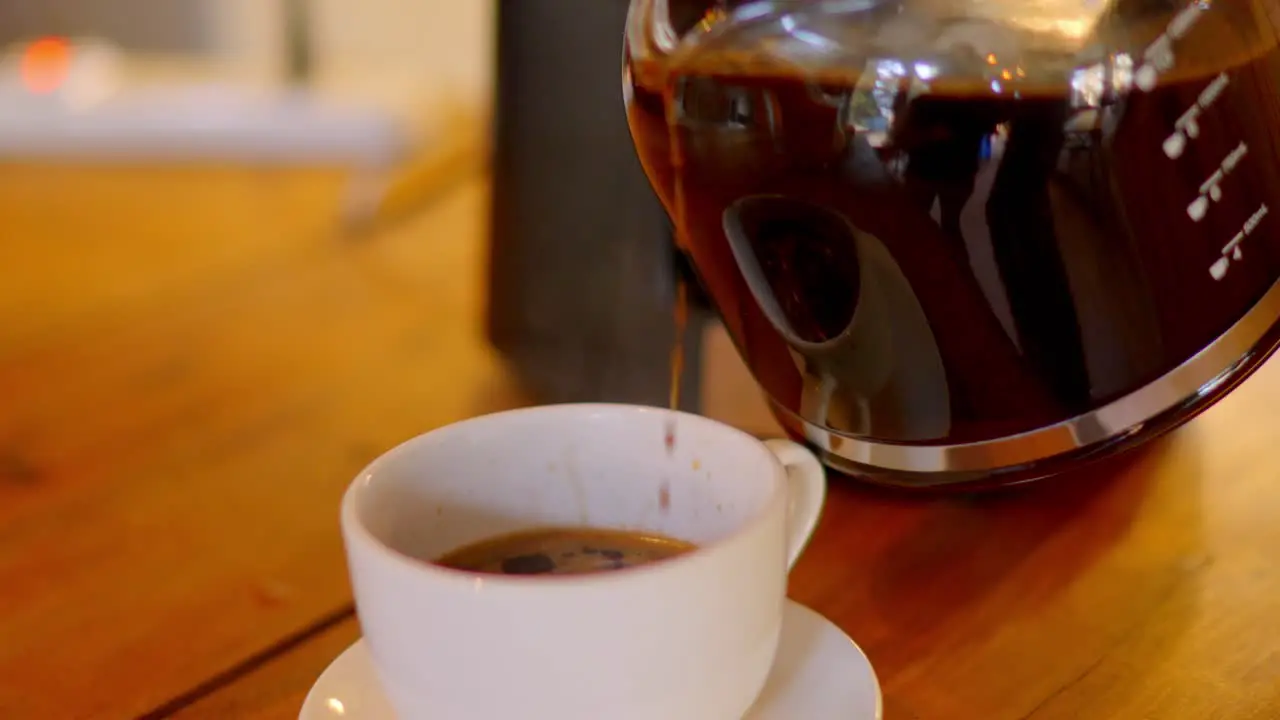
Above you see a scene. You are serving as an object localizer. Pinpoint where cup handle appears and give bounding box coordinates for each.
[764,438,827,571]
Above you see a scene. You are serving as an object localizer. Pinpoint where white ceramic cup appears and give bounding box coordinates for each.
[341,403,827,720]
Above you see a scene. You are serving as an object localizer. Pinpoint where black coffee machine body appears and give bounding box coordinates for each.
[487,0,708,413]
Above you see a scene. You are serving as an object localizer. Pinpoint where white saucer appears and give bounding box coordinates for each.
[301,600,882,719]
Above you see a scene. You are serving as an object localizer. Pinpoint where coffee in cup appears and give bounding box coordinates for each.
[341,403,826,720]
[435,525,697,575]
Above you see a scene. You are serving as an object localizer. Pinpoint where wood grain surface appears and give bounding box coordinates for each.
[0,168,524,719]
[3,161,1280,720]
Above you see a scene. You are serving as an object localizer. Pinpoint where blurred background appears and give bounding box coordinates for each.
[0,0,490,163]
[0,0,756,435]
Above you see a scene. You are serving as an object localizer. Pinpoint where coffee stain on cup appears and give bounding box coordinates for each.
[659,480,672,512]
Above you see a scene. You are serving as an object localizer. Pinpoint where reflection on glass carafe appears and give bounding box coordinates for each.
[625,0,1280,488]
[723,195,951,440]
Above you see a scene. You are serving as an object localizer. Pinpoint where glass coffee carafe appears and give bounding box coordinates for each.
[624,0,1280,488]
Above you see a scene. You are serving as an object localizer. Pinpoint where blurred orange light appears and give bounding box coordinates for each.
[20,36,72,94]
[986,54,997,65]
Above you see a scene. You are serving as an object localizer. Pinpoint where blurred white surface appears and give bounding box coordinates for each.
[0,0,493,165]
[0,45,411,164]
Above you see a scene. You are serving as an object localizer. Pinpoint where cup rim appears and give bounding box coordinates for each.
[340,403,791,590]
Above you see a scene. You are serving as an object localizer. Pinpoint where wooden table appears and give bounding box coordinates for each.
[2,160,1278,720]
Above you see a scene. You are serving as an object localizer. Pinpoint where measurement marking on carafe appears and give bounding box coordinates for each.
[1137,37,1175,91]
[1187,142,1248,221]
[1199,72,1230,106]
[1210,203,1269,281]
[1163,72,1230,159]
[1167,3,1203,38]
[1137,2,1206,91]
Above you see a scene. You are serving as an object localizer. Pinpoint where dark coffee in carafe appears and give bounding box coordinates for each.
[626,1,1280,483]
